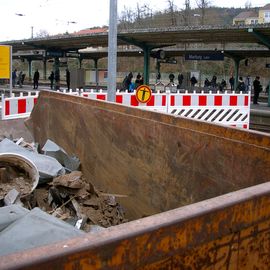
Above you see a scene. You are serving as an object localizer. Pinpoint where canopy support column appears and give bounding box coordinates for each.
[143,46,151,85]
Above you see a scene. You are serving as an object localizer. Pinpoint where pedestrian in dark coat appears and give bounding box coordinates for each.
[178,73,184,87]
[48,71,54,90]
[237,77,245,93]
[229,76,235,90]
[253,76,262,105]
[12,69,17,88]
[33,69,40,89]
[190,75,197,87]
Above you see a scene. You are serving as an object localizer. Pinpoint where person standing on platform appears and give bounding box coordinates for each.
[229,75,235,91]
[66,68,70,90]
[190,75,197,87]
[169,73,175,84]
[253,76,262,105]
[12,69,17,88]
[33,69,40,89]
[236,77,245,93]
[48,71,54,90]
[177,73,184,89]
[122,72,133,91]
[18,71,23,88]
[245,75,251,92]
[135,73,143,89]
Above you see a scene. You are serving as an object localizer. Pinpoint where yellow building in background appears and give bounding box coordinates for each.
[258,4,270,23]
[233,4,270,25]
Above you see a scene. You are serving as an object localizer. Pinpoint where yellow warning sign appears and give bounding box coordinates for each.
[0,45,11,79]
[136,85,152,103]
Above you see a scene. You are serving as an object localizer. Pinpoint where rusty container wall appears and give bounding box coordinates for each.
[26,91,270,220]
[1,182,270,269]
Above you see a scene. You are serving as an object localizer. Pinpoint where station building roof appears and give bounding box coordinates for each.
[1,24,270,58]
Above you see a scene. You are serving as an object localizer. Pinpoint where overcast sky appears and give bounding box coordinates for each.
[0,0,269,41]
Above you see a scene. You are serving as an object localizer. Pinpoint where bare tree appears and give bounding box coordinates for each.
[183,0,191,26]
[167,0,177,26]
[35,29,50,38]
[143,4,153,18]
[136,3,142,21]
[196,0,211,25]
[118,6,135,29]
[245,1,252,9]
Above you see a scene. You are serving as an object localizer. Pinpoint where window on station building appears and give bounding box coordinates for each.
[250,19,258,24]
[265,11,270,18]
[264,11,270,23]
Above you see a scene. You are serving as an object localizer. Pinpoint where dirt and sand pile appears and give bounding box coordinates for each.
[0,165,33,199]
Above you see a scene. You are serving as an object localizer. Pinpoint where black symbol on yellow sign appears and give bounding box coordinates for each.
[136,85,152,103]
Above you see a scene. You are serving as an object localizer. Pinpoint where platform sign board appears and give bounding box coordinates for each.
[46,51,64,58]
[185,52,224,61]
[136,85,152,103]
[0,45,11,79]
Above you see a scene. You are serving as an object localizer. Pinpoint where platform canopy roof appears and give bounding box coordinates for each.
[1,24,270,55]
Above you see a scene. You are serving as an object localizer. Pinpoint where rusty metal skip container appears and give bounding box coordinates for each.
[1,90,270,270]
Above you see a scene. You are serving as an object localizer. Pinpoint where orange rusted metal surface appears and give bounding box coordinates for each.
[1,182,270,269]
[1,91,269,269]
[26,91,270,220]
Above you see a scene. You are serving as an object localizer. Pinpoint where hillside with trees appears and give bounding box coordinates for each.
[113,1,269,83]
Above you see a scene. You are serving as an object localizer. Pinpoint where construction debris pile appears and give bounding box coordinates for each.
[0,136,128,232]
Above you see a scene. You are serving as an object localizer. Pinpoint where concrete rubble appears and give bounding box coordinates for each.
[0,207,85,256]
[42,139,80,172]
[0,138,65,181]
[0,136,128,255]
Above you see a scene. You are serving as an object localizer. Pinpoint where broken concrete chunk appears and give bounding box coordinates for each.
[42,139,80,171]
[0,207,85,256]
[53,171,84,189]
[0,205,29,232]
[0,139,65,181]
[4,189,20,206]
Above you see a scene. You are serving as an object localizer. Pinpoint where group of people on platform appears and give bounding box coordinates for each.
[126,71,264,106]
[11,68,266,105]
[48,68,69,90]
[166,72,264,105]
[12,68,40,89]
[11,69,26,88]
[12,68,70,91]
[121,72,144,92]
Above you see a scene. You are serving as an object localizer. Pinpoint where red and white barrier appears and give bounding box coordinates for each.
[1,92,39,120]
[80,89,250,128]
[1,89,250,129]
[168,91,250,128]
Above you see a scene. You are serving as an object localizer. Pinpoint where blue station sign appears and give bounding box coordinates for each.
[185,52,224,61]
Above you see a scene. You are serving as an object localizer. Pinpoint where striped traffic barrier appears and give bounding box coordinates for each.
[1,89,250,129]
[1,92,39,120]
